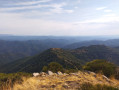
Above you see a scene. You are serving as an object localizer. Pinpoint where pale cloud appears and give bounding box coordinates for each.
[0,12,75,35]
[0,0,119,36]
[49,3,74,14]
[0,12,119,36]
[96,7,112,13]
[50,8,74,14]
[65,10,74,13]
[74,6,78,9]
[80,18,118,24]
[77,0,80,3]
[0,2,73,14]
[78,14,119,23]
[104,14,116,17]
[96,7,107,10]
[104,10,112,12]
[5,0,52,6]
[0,4,51,11]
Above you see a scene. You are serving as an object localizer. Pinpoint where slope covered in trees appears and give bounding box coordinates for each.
[0,45,119,73]
[0,39,71,66]
[0,39,119,66]
[71,45,119,65]
[0,48,81,73]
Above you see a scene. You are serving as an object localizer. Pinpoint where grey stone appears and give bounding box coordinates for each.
[48,71,54,75]
[102,75,110,82]
[33,72,39,77]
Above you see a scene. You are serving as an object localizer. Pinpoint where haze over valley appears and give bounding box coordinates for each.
[0,0,119,89]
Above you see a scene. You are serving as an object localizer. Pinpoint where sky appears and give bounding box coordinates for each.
[0,0,119,36]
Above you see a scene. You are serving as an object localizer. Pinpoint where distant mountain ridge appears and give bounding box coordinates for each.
[71,45,119,64]
[64,39,119,49]
[0,35,118,41]
[0,45,119,73]
[0,39,71,65]
[0,38,119,66]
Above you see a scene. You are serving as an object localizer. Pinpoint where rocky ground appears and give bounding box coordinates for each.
[13,71,119,90]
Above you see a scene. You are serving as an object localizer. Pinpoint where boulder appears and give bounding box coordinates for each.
[48,71,54,75]
[102,75,110,82]
[33,73,40,77]
[64,73,69,76]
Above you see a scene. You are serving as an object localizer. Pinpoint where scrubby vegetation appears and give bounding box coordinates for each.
[42,62,78,73]
[0,72,32,90]
[42,62,64,73]
[83,59,117,77]
[42,60,118,78]
[0,61,119,90]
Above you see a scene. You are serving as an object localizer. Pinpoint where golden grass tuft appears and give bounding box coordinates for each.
[11,71,119,90]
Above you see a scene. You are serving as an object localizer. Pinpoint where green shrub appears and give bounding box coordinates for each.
[42,66,48,72]
[48,62,64,73]
[64,69,78,74]
[42,62,64,73]
[83,59,116,77]
[42,62,79,73]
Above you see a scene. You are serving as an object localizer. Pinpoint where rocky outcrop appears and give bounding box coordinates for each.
[28,71,119,90]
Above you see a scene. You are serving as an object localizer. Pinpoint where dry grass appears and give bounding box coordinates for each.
[12,71,119,90]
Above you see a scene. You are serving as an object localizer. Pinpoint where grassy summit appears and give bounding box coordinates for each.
[11,71,119,90]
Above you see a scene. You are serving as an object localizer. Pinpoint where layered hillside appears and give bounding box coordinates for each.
[1,39,119,66]
[71,45,119,65]
[0,39,70,65]
[0,48,81,73]
[64,39,119,49]
[1,45,119,73]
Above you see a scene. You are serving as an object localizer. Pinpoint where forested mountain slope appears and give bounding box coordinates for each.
[71,45,119,65]
[1,45,119,73]
[0,39,70,65]
[0,48,81,73]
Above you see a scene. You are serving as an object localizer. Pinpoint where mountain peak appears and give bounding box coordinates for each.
[50,48,62,51]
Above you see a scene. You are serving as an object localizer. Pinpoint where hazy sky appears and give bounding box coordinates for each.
[0,0,119,36]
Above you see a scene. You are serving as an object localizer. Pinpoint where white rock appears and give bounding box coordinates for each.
[48,71,54,75]
[70,73,78,76]
[90,72,96,75]
[102,75,110,82]
[63,73,69,76]
[33,73,40,77]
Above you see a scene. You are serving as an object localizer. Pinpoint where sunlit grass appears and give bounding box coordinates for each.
[12,71,119,90]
